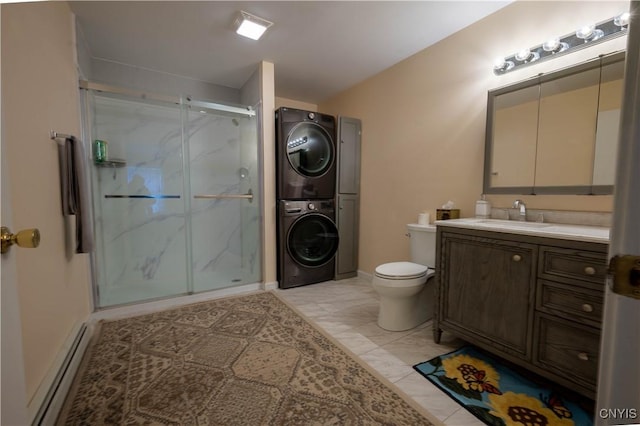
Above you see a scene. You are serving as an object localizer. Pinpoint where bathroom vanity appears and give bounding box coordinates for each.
[433,219,609,399]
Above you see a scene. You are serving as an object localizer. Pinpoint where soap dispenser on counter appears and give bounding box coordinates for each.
[475,195,491,218]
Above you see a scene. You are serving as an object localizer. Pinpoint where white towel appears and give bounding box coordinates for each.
[59,136,94,253]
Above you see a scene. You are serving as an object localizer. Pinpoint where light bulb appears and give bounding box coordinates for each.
[576,24,595,39]
[493,57,514,73]
[542,37,560,52]
[614,12,630,27]
[576,24,603,42]
[515,49,531,62]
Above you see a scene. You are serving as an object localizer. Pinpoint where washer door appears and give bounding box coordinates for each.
[287,213,339,267]
[286,122,334,177]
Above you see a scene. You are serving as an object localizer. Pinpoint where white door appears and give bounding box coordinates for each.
[596,2,640,424]
[1,126,29,423]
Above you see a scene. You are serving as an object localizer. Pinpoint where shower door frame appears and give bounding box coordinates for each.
[79,81,262,310]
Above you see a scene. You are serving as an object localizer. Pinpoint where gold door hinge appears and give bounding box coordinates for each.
[609,255,640,300]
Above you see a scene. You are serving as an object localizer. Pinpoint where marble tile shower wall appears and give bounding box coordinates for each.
[91,96,260,307]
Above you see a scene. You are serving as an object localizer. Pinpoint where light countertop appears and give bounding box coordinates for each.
[434,218,609,244]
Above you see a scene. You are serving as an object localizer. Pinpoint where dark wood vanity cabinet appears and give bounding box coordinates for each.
[436,233,536,360]
[434,226,607,399]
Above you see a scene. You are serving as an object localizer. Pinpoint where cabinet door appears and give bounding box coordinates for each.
[337,117,361,194]
[440,233,536,359]
[336,194,358,277]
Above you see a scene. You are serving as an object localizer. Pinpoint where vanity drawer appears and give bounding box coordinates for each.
[538,246,607,288]
[536,280,603,326]
[534,314,600,388]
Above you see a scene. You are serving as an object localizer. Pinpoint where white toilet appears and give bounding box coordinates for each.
[372,224,436,331]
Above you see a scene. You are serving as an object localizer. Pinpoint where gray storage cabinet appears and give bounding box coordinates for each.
[335,116,361,279]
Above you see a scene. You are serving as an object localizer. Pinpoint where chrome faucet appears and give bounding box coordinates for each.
[513,199,526,221]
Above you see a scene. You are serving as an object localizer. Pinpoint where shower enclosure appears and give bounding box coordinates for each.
[82,84,261,308]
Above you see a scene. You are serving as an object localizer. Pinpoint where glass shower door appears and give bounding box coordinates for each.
[187,101,261,292]
[90,93,188,307]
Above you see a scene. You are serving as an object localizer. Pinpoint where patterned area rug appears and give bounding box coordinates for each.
[413,346,594,426]
[58,291,439,425]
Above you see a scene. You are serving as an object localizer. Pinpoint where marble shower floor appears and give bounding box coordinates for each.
[275,276,484,426]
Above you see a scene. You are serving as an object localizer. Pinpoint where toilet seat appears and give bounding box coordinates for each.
[374,261,431,280]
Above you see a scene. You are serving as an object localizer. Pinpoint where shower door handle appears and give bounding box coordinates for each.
[193,189,253,203]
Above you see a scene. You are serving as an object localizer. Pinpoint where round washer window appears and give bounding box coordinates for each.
[287,214,339,267]
[286,122,334,177]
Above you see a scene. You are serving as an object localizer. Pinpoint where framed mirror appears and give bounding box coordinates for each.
[483,51,625,195]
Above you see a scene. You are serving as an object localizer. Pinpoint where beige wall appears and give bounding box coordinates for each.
[275,97,317,112]
[2,2,91,405]
[260,63,278,284]
[319,1,627,273]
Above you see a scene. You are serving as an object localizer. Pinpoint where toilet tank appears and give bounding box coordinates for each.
[407,224,437,268]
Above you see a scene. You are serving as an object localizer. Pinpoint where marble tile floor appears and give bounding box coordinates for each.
[275,276,484,426]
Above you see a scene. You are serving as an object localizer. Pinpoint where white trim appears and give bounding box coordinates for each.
[90,282,263,322]
[262,280,278,291]
[357,269,373,282]
[30,323,91,426]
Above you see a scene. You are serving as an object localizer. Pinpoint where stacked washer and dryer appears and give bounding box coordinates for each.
[275,107,339,289]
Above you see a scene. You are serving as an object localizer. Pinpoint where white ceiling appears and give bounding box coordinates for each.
[69,1,512,104]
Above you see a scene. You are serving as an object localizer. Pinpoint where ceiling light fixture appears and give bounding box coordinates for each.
[494,12,630,75]
[234,10,273,41]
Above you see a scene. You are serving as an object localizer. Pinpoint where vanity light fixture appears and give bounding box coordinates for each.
[494,12,630,75]
[234,10,273,41]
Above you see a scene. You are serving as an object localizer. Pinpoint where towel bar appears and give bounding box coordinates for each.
[50,130,74,141]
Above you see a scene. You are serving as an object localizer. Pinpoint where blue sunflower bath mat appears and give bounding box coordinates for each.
[413,346,594,426]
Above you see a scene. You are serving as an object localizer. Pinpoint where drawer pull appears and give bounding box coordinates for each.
[512,254,522,262]
[577,352,589,361]
[581,303,594,313]
[584,266,596,276]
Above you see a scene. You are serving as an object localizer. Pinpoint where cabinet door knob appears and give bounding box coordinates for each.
[581,303,594,313]
[584,266,596,275]
[577,352,589,361]
[512,254,522,262]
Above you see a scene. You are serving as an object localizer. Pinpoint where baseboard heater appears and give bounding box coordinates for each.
[32,323,89,426]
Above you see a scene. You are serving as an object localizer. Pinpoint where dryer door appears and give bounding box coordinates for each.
[287,213,339,267]
[286,122,334,177]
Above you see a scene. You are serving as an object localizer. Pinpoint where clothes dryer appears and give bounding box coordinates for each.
[278,199,339,288]
[276,107,336,200]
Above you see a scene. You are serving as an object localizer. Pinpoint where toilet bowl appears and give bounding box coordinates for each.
[372,224,436,331]
[373,262,435,331]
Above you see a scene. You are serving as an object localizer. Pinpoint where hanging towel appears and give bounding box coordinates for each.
[59,136,94,253]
